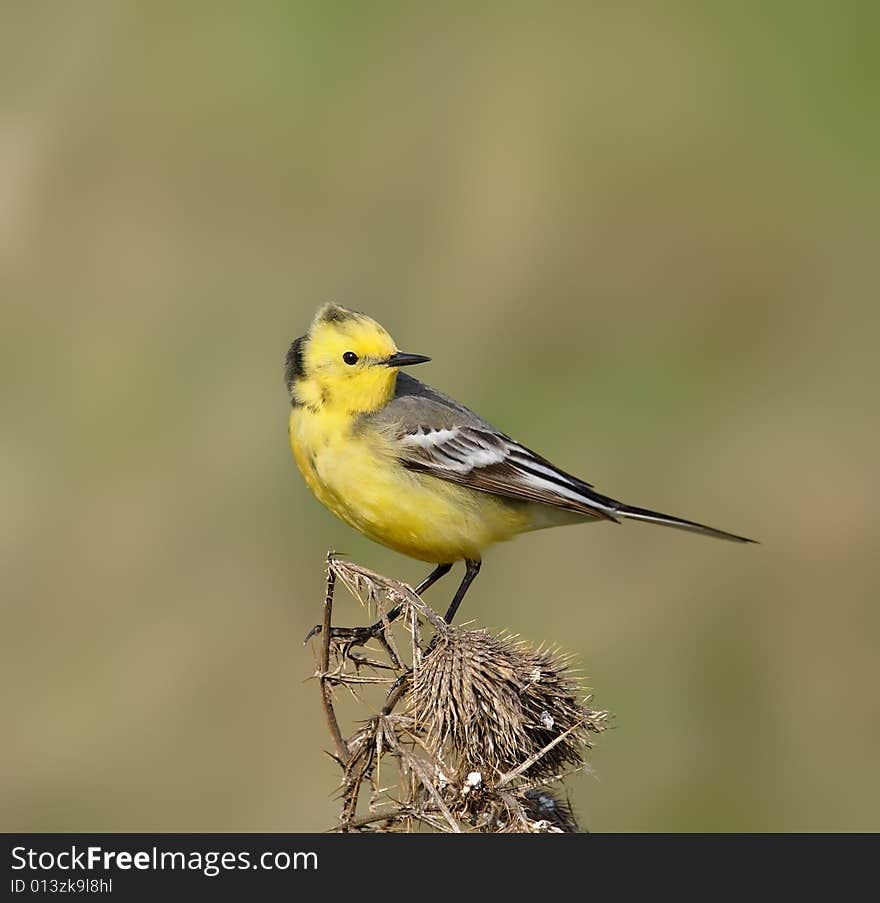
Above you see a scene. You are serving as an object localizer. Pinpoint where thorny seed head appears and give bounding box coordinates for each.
[319,556,612,833]
[409,626,609,779]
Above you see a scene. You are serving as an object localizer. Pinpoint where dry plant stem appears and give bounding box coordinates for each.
[379,716,461,833]
[496,721,586,789]
[335,807,411,831]
[319,560,349,767]
[499,790,531,831]
[312,554,609,832]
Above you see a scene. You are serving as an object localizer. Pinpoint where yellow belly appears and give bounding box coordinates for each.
[288,408,534,562]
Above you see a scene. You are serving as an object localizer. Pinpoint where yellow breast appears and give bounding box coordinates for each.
[288,407,533,562]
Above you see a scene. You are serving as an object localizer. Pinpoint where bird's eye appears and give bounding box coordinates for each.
[343,351,359,365]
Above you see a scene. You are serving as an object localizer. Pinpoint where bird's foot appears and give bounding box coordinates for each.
[304,621,401,668]
[303,622,375,645]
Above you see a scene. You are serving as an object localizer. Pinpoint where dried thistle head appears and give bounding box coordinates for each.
[409,625,609,780]
[316,555,611,833]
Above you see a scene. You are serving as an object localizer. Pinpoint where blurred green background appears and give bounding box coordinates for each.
[2,2,878,832]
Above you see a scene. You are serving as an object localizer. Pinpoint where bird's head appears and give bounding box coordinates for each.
[285,303,430,414]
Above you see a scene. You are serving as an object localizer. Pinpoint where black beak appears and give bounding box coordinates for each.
[386,351,431,368]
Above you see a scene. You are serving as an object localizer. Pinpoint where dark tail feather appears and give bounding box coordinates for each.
[614,502,757,544]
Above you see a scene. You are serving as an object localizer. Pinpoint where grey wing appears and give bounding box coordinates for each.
[372,374,620,521]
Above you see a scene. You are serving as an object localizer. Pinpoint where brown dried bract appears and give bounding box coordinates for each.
[308,553,611,833]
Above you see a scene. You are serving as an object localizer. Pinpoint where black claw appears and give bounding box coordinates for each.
[303,624,323,644]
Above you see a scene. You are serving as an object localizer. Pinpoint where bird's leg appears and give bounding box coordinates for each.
[443,559,481,624]
[418,559,483,665]
[413,562,455,596]
[303,563,453,649]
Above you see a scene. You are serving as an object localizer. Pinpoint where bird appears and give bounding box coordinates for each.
[286,302,754,642]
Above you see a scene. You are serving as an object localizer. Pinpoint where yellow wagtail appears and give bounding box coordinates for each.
[287,303,754,639]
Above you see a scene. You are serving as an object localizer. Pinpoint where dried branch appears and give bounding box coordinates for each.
[305,553,612,832]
